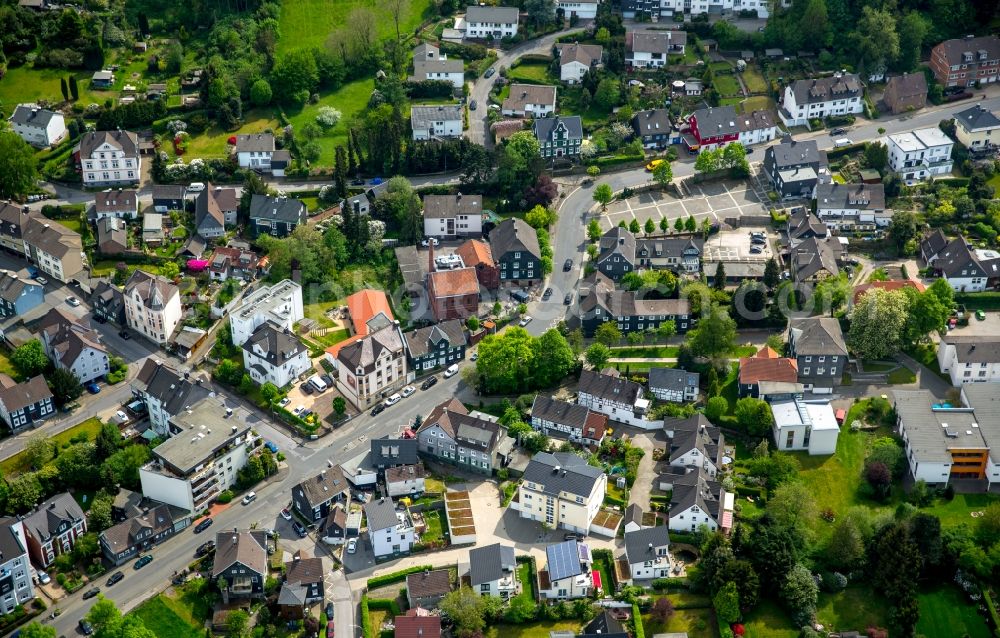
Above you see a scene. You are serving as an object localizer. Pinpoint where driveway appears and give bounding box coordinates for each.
[626,431,659,514]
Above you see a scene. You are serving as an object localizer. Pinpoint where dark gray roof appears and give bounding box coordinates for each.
[791,236,840,281]
[465,5,518,23]
[213,530,268,577]
[133,359,211,417]
[933,35,1000,68]
[78,130,139,158]
[885,73,927,100]
[623,526,670,564]
[337,323,405,372]
[669,468,722,521]
[767,138,821,169]
[788,73,862,105]
[404,320,467,358]
[22,492,85,542]
[666,413,723,466]
[623,504,642,527]
[941,336,1000,364]
[152,184,186,200]
[9,105,60,128]
[920,229,949,258]
[242,322,307,367]
[0,374,52,412]
[411,105,464,130]
[955,104,1000,132]
[597,226,635,265]
[628,30,687,53]
[545,539,584,581]
[406,569,452,598]
[294,466,349,510]
[364,497,399,532]
[249,195,305,225]
[522,451,604,498]
[0,518,27,561]
[578,369,643,404]
[580,612,627,638]
[790,317,848,356]
[278,583,308,606]
[95,189,137,213]
[648,367,699,393]
[489,217,541,260]
[531,395,591,430]
[0,270,37,304]
[100,503,173,554]
[632,109,672,137]
[934,237,1000,279]
[691,105,740,137]
[370,438,419,467]
[124,270,179,311]
[423,193,482,220]
[635,236,702,260]
[235,133,275,153]
[469,542,516,585]
[816,183,886,211]
[534,116,583,143]
[788,209,827,241]
[411,58,465,78]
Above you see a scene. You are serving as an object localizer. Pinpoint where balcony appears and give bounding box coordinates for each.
[229,577,254,594]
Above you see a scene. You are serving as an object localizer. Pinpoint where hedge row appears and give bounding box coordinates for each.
[631,603,644,638]
[983,587,1000,638]
[604,495,627,508]
[650,578,690,592]
[361,596,373,638]
[367,599,401,616]
[733,485,765,498]
[366,565,434,590]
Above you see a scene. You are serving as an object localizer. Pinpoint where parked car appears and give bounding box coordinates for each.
[829,127,848,136]
[320,373,334,387]
[264,441,278,453]
[564,292,572,305]
[469,100,478,110]
[105,572,124,587]
[347,539,358,554]
[301,382,314,395]
[278,397,291,407]
[384,393,402,407]
[118,330,130,340]
[370,404,386,417]
[195,541,215,557]
[281,508,292,521]
[134,555,153,570]
[115,410,129,423]
[400,386,415,398]
[293,405,305,415]
[470,352,478,361]
[444,364,459,378]
[36,571,50,585]
[326,602,335,619]
[749,245,763,254]
[242,491,257,505]
[79,619,94,635]
[563,258,574,271]
[34,276,48,285]
[292,521,308,538]
[645,159,665,172]
[194,517,214,533]
[977,309,987,321]
[542,287,552,300]
[751,235,766,245]
[66,296,80,307]
[85,382,101,394]
[519,315,533,327]
[420,238,440,247]
[353,491,369,503]
[421,376,438,390]
[82,587,100,600]
[484,67,495,78]
[350,178,365,186]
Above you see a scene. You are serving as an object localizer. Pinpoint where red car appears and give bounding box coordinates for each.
[327,621,335,636]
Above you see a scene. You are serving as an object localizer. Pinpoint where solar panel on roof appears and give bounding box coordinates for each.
[546,540,582,582]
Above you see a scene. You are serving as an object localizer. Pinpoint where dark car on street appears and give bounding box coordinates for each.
[421,376,438,390]
[563,259,573,271]
[194,517,213,533]
[79,619,94,635]
[829,127,847,136]
[106,572,124,587]
[118,330,130,340]
[542,287,552,300]
[564,292,572,305]
[82,587,100,599]
[326,602,334,619]
[370,404,386,417]
[196,541,216,557]
[292,521,308,538]
[484,67,495,78]
[134,555,153,570]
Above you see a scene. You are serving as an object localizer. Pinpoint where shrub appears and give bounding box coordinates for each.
[217,490,234,504]
[316,106,342,128]
[366,565,434,589]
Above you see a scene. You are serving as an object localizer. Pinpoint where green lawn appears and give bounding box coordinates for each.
[276,0,434,55]
[485,621,580,638]
[287,77,377,166]
[0,347,17,380]
[0,417,105,477]
[130,593,202,638]
[55,218,83,233]
[0,65,113,107]
[815,587,890,632]
[174,108,281,160]
[643,607,717,637]
[740,65,769,94]
[508,62,554,84]
[741,600,799,638]
[916,585,992,638]
[712,74,742,98]
[861,361,896,372]
[739,95,776,114]
[887,366,916,384]
[513,560,536,603]
[421,510,444,543]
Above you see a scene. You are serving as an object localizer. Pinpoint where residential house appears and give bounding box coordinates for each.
[335,322,408,410]
[815,183,889,231]
[554,0,598,19]
[404,320,468,372]
[595,226,638,281]
[517,451,607,534]
[787,317,848,392]
[501,84,557,118]
[534,116,583,159]
[371,438,419,473]
[91,70,115,88]
[405,569,452,609]
[664,413,725,476]
[345,289,394,337]
[684,105,777,152]
[411,105,464,141]
[778,73,863,127]
[885,127,955,182]
[242,322,311,388]
[763,137,829,200]
[455,239,499,289]
[99,504,182,566]
[123,270,181,346]
[635,236,702,273]
[632,109,672,149]
[37,308,110,384]
[920,229,950,266]
[386,463,427,498]
[416,398,513,474]
[579,271,691,337]
[469,543,518,599]
[661,467,731,533]
[395,615,441,638]
[555,43,602,84]
[96,217,128,255]
[195,185,238,239]
[0,519,35,614]
[463,5,519,39]
[230,279,303,345]
[738,346,801,399]
[410,57,465,89]
[623,504,643,534]
[142,213,165,246]
[623,0,770,19]
[576,367,649,422]
[787,208,829,245]
[530,395,609,447]
[937,336,1000,386]
[131,358,212,438]
[209,246,261,282]
[929,35,1000,88]
[954,105,1000,150]
[235,134,277,172]
[152,185,186,212]
[489,217,542,284]
[771,398,840,454]
[626,30,686,69]
[790,236,841,283]
[21,493,86,568]
[883,73,928,115]
[76,130,140,186]
[622,526,671,581]
[932,236,1000,292]
[344,194,371,216]
[0,201,27,255]
[248,195,306,238]
[8,105,66,147]
[893,385,1000,488]
[365,497,415,558]
[0,270,43,319]
[292,466,351,523]
[648,368,699,403]
[321,505,348,545]
[538,540,594,599]
[285,554,324,604]
[213,530,269,603]
[21,213,86,283]
[428,265,480,321]
[90,280,126,326]
[94,189,138,220]
[424,193,483,238]
[0,374,54,432]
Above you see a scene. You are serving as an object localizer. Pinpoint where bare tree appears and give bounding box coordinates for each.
[346,8,378,59]
[325,28,351,62]
[382,0,410,40]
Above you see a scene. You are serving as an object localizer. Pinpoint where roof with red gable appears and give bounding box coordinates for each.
[738,346,798,385]
[346,289,394,336]
[455,239,494,267]
[852,279,926,305]
[394,615,441,638]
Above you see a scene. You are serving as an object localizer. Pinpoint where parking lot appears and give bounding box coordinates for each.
[947,309,1000,337]
[704,227,775,261]
[600,179,768,231]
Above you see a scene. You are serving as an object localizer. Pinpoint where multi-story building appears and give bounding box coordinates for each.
[777,73,863,128]
[386,463,427,498]
[0,202,28,256]
[463,5,519,39]
[138,398,256,513]
[21,214,86,283]
[410,57,465,89]
[365,497,414,558]
[501,84,557,118]
[455,239,499,290]
[21,493,87,568]
[790,236,841,283]
[248,195,306,238]
[660,467,732,534]
[932,236,1000,292]
[242,322,312,388]
[94,189,139,220]
[416,398,513,474]
[404,320,468,372]
[625,30,686,70]
[622,526,671,581]
[411,105,464,141]
[131,359,212,438]
[664,413,725,476]
[648,368,699,403]
[883,73,927,115]
[230,279,304,346]
[423,193,482,238]
[621,0,770,20]
[123,270,182,346]
[929,35,1000,88]
[937,337,1000,386]
[538,539,594,599]
[953,105,1000,150]
[76,130,140,186]
[530,395,608,447]
[235,134,276,172]
[90,280,127,326]
[37,308,110,384]
[631,109,672,149]
[0,270,44,318]
[100,503,185,566]
[152,185,186,213]
[579,271,691,337]
[292,466,351,523]
[577,368,649,423]
[684,105,777,152]
[554,0,598,19]
[405,569,452,609]
[516,452,606,534]
[787,317,848,393]
[885,127,955,182]
[195,185,238,239]
[815,183,889,231]
[96,217,128,255]
[469,543,518,599]
[0,519,34,615]
[427,264,480,321]
[334,321,407,410]
[208,246,262,283]
[213,530,269,603]
[763,137,829,200]
[0,374,54,432]
[787,209,829,246]
[8,104,66,147]
[555,43,602,84]
[534,116,583,159]
[489,218,542,285]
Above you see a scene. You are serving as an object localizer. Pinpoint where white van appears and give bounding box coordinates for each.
[833,138,853,148]
[188,182,206,192]
[444,364,459,378]
[308,374,328,392]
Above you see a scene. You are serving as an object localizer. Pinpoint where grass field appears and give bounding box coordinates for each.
[508,62,554,84]
[643,607,717,637]
[887,366,916,384]
[55,217,83,233]
[286,77,376,164]
[741,600,798,638]
[177,109,282,160]
[276,0,434,55]
[738,95,777,114]
[0,347,18,380]
[485,620,580,638]
[0,66,113,108]
[916,585,991,638]
[740,64,769,94]
[713,74,742,97]
[0,417,104,477]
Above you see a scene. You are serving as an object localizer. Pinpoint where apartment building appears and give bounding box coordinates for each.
[242,322,311,388]
[37,308,110,384]
[365,497,415,558]
[929,35,1000,88]
[416,398,513,474]
[8,104,66,147]
[937,337,1000,386]
[230,279,304,345]
[0,519,34,615]
[516,452,607,534]
[21,493,87,568]
[334,321,408,410]
[76,130,141,186]
[778,73,863,128]
[463,5,519,39]
[21,214,85,283]
[123,270,182,346]
[885,127,955,182]
[131,358,212,438]
[0,374,54,433]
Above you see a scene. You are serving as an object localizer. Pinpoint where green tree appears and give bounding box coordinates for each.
[889,209,918,250]
[56,442,98,488]
[674,217,684,232]
[60,77,69,102]
[713,581,740,624]
[705,396,729,421]
[525,205,556,229]
[271,49,320,103]
[659,216,669,233]
[25,432,54,470]
[333,396,347,417]
[249,79,273,106]
[95,421,122,460]
[259,383,280,405]
[533,329,576,388]
[87,492,114,531]
[763,257,780,289]
[594,322,623,347]
[644,218,656,236]
[854,7,900,69]
[504,594,538,623]
[68,75,79,101]
[440,587,489,638]
[652,160,673,189]
[7,473,42,513]
[227,610,251,638]
[476,328,536,394]
[100,445,152,489]
[895,12,929,72]
[686,306,736,358]
[863,141,889,173]
[781,563,819,627]
[587,165,601,178]
[587,219,603,242]
[497,131,542,198]
[848,287,910,360]
[825,516,866,572]
[586,343,611,369]
[592,183,614,211]
[798,0,831,50]
[721,142,748,174]
[657,320,677,341]
[734,397,774,437]
[629,219,641,234]
[11,339,48,378]
[47,367,83,405]
[684,216,696,232]
[160,260,180,280]
[694,148,722,173]
[713,262,726,290]
[19,623,56,638]
[593,78,620,111]
[766,483,818,543]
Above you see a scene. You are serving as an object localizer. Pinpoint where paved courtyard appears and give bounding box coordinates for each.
[601,179,768,231]
[704,227,776,261]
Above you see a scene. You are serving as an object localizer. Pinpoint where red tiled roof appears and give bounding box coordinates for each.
[455,239,494,267]
[346,289,394,336]
[738,347,798,385]
[428,268,479,298]
[394,615,441,638]
[852,279,926,304]
[583,411,608,442]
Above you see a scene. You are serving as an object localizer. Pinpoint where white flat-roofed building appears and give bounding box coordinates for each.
[885,127,955,182]
[771,398,840,455]
[230,279,304,346]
